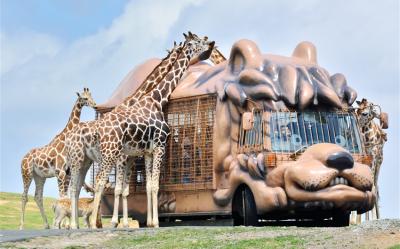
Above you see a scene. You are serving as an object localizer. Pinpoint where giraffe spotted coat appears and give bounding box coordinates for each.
[355,98,387,221]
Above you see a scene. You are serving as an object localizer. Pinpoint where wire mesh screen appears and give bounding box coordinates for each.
[91,94,217,193]
[239,110,363,154]
[161,94,216,191]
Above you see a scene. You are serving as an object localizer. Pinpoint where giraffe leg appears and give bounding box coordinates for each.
[76,160,92,227]
[57,170,69,198]
[54,216,60,229]
[20,160,33,230]
[54,211,64,229]
[371,206,377,220]
[145,153,153,227]
[91,158,116,229]
[122,158,133,228]
[356,214,362,224]
[33,174,49,229]
[52,214,56,229]
[95,206,103,228]
[111,164,123,228]
[64,216,71,229]
[374,185,380,220]
[370,185,378,220]
[350,211,357,225]
[70,166,81,229]
[151,146,165,228]
[70,159,91,229]
[64,172,71,198]
[84,215,90,228]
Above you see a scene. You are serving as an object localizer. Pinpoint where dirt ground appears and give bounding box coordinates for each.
[1,219,399,249]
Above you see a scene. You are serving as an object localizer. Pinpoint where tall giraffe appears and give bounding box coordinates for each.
[107,42,227,228]
[111,43,226,227]
[350,98,387,224]
[19,88,96,229]
[107,41,184,228]
[66,32,214,229]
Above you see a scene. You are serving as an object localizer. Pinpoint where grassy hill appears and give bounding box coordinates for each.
[0,192,56,230]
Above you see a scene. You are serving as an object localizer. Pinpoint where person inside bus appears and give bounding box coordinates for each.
[182,136,192,184]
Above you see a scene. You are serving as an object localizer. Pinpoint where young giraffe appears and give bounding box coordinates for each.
[106,43,227,228]
[350,98,387,224]
[19,88,96,229]
[66,33,215,229]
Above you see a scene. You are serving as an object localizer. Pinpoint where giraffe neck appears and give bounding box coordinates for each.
[64,100,84,132]
[210,48,226,65]
[145,43,194,110]
[117,45,182,109]
[361,119,375,139]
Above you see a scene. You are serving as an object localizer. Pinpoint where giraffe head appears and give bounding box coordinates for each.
[183,31,215,65]
[356,98,381,126]
[76,88,96,108]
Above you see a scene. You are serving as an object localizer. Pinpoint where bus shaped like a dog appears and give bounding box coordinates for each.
[93,39,376,226]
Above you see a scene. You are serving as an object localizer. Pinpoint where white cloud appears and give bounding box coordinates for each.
[0,31,62,75]
[2,0,203,112]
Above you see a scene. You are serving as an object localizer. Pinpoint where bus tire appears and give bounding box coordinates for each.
[332,210,350,227]
[232,185,258,226]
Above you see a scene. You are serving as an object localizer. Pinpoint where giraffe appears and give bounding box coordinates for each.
[108,41,184,228]
[19,88,96,230]
[350,98,387,224]
[66,32,215,229]
[107,42,227,228]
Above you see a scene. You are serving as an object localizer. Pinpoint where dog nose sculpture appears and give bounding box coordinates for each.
[326,151,354,170]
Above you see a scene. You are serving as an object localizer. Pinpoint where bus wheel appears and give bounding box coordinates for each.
[232,186,258,226]
[332,210,350,227]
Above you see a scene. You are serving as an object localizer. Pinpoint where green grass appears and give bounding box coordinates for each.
[0,192,56,230]
[104,227,305,249]
[387,245,400,249]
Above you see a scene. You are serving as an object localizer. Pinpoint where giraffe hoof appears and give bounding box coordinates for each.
[123,223,129,229]
[111,221,118,228]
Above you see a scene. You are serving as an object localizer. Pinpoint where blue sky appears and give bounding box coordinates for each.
[1,0,399,218]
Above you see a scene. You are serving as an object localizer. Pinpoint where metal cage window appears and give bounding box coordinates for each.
[270,111,362,153]
[238,110,363,154]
